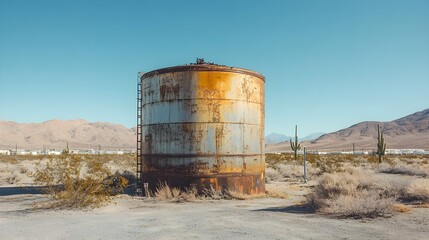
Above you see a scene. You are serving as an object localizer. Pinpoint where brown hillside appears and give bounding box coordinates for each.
[0,119,136,150]
[266,109,429,152]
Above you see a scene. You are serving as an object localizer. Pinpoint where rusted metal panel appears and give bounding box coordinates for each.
[139,64,265,194]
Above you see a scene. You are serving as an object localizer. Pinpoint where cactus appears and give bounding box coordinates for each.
[62,141,70,155]
[290,125,301,160]
[377,124,386,163]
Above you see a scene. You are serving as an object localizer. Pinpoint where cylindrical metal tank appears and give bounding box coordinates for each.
[139,63,265,194]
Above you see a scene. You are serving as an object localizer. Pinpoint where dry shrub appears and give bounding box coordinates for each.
[0,164,18,185]
[154,182,182,201]
[317,160,346,174]
[378,161,429,178]
[32,155,127,209]
[265,185,288,199]
[4,173,18,184]
[152,182,201,202]
[392,204,412,213]
[202,185,231,200]
[152,183,277,201]
[265,153,295,167]
[180,187,199,201]
[277,164,302,179]
[266,162,319,183]
[401,179,429,204]
[0,156,18,164]
[306,168,395,218]
[265,167,282,183]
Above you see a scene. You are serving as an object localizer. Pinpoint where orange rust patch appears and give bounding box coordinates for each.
[196,71,233,93]
[195,72,234,122]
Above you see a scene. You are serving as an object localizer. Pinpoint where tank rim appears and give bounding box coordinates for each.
[141,64,265,81]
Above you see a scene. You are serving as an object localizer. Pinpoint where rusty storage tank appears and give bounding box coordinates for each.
[137,61,265,194]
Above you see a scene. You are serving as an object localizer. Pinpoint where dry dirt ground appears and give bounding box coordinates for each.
[1,155,428,239]
[1,181,428,240]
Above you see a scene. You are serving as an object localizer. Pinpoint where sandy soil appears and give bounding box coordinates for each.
[1,156,428,239]
[1,183,428,240]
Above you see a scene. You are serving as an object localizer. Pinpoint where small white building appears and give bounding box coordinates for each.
[30,151,39,155]
[0,149,11,155]
[98,150,124,155]
[16,150,31,155]
[47,149,62,155]
[79,149,96,154]
[386,149,426,155]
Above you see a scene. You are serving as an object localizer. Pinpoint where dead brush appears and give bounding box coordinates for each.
[202,185,231,200]
[400,179,429,204]
[151,182,199,202]
[180,187,199,201]
[152,183,286,201]
[265,167,283,183]
[265,184,289,199]
[391,204,412,213]
[0,155,18,164]
[377,161,429,178]
[276,163,302,179]
[32,155,127,209]
[305,167,396,219]
[154,182,182,201]
[227,190,265,200]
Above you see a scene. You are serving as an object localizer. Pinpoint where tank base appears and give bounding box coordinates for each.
[141,173,265,195]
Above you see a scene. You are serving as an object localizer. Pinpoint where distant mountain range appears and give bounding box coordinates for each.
[0,119,135,150]
[266,108,429,152]
[265,132,325,144]
[2,108,428,151]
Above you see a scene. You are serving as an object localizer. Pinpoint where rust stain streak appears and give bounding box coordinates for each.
[139,64,265,194]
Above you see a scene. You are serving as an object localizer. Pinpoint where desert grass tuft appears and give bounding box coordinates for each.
[154,182,182,201]
[305,168,395,219]
[391,204,412,213]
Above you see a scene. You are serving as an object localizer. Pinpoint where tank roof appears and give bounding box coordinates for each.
[141,63,265,81]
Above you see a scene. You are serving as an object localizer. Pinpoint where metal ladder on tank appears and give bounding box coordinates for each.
[136,73,143,195]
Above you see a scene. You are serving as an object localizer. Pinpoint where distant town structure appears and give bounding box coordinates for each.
[0,148,133,155]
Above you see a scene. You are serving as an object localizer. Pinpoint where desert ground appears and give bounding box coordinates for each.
[0,154,428,240]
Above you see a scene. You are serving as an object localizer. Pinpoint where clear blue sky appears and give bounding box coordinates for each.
[1,0,428,137]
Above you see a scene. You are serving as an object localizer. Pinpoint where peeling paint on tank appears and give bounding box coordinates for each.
[139,64,265,194]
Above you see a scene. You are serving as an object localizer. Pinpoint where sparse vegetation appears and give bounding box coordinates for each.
[305,168,396,218]
[266,153,429,218]
[151,182,288,202]
[154,182,182,201]
[31,155,132,209]
[1,153,428,217]
[265,167,282,183]
[378,161,429,178]
[401,179,429,204]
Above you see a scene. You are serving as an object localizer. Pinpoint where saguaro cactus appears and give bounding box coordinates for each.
[290,125,301,160]
[377,124,386,163]
[62,141,70,155]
